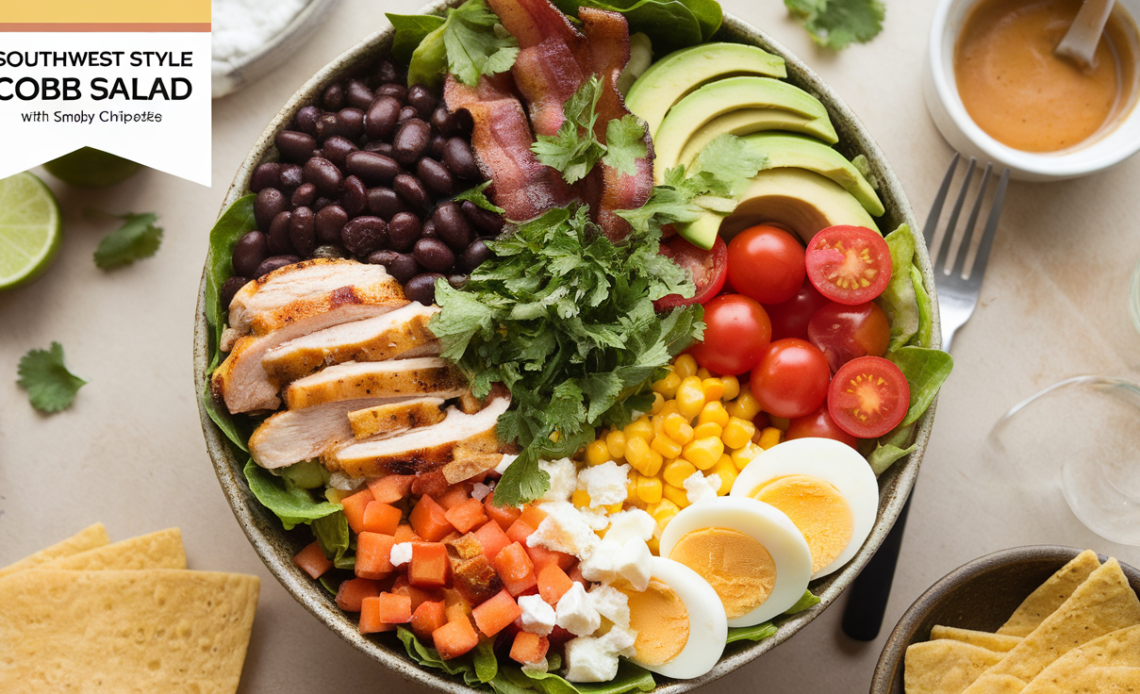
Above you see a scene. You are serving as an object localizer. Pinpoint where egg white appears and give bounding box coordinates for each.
[627,556,727,679]
[729,437,879,579]
[658,497,813,627]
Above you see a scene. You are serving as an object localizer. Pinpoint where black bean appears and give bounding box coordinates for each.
[346,80,374,110]
[413,238,456,273]
[430,134,447,160]
[315,113,341,142]
[417,158,454,197]
[337,107,365,140]
[254,188,289,230]
[430,106,458,136]
[342,175,368,217]
[433,201,473,251]
[461,200,505,236]
[288,206,317,257]
[365,96,402,141]
[312,244,349,259]
[220,275,249,307]
[322,83,345,111]
[388,212,422,251]
[460,239,492,273]
[407,85,438,120]
[367,187,409,219]
[405,273,444,305]
[279,164,304,191]
[396,119,434,167]
[367,250,421,283]
[394,173,431,212]
[444,138,481,181]
[377,61,400,84]
[295,105,321,135]
[268,211,295,255]
[377,83,407,102]
[315,205,348,243]
[422,218,438,239]
[291,182,317,208]
[341,216,388,256]
[362,140,388,153]
[256,255,302,278]
[322,136,358,169]
[345,151,400,185]
[448,274,469,289]
[398,106,419,126]
[312,196,334,211]
[250,163,281,193]
[232,231,270,278]
[373,142,395,157]
[303,157,343,196]
[275,130,317,163]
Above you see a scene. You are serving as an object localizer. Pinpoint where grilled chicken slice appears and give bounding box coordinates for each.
[284,358,468,410]
[261,303,441,385]
[248,397,435,469]
[325,396,511,478]
[347,399,448,440]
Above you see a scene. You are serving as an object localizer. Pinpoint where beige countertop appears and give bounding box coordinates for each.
[2,0,1139,692]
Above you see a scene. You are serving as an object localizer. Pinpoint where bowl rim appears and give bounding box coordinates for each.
[194,4,942,692]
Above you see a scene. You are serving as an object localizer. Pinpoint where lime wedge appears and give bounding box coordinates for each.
[43,147,142,188]
[0,172,62,290]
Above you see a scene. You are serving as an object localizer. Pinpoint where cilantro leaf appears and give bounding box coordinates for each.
[453,181,506,216]
[786,0,885,50]
[386,13,446,65]
[444,0,520,87]
[93,212,163,269]
[17,342,87,413]
[603,115,650,177]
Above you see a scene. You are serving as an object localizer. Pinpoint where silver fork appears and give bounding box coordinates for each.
[841,154,1010,642]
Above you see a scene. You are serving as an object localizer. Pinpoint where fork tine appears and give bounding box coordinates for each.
[951,162,993,278]
[964,167,1010,282]
[937,157,977,270]
[923,152,961,249]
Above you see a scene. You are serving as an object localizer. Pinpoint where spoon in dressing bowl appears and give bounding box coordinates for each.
[1056,0,1116,69]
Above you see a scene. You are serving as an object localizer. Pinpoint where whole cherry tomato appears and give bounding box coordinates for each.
[807,301,891,373]
[688,294,772,376]
[749,338,831,418]
[727,225,806,305]
[763,278,831,341]
[656,235,728,310]
[786,406,859,448]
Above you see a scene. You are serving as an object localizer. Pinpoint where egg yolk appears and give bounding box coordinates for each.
[668,528,776,619]
[620,579,689,666]
[753,474,853,574]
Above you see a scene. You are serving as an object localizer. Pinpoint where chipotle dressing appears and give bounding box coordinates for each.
[955,0,1139,152]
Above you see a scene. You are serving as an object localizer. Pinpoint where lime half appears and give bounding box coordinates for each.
[0,172,62,290]
[44,147,142,188]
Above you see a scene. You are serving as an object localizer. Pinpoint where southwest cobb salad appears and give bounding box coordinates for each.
[201,0,951,688]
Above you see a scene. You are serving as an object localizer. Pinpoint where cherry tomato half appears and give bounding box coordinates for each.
[655,235,728,310]
[749,338,831,419]
[688,294,772,376]
[727,224,806,305]
[827,356,911,438]
[786,406,858,448]
[805,225,892,305]
[807,301,891,373]
[763,278,831,341]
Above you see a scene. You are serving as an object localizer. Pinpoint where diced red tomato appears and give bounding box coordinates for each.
[411,600,447,642]
[472,589,522,637]
[409,495,455,542]
[493,542,538,596]
[336,578,381,612]
[293,541,332,579]
[409,542,450,588]
[510,632,550,664]
[362,501,403,535]
[474,519,511,561]
[341,488,375,535]
[433,615,479,660]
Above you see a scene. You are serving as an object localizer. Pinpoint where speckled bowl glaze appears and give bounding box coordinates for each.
[193,4,942,691]
[870,546,1140,694]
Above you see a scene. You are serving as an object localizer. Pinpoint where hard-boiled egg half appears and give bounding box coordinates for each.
[730,437,879,579]
[658,496,812,627]
[616,556,727,679]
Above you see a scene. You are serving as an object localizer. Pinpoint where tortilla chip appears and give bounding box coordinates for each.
[962,559,1140,693]
[959,674,1027,694]
[1019,625,1140,694]
[931,626,1023,653]
[998,550,1101,637]
[0,523,109,577]
[0,569,259,693]
[37,528,185,571]
[905,640,1005,694]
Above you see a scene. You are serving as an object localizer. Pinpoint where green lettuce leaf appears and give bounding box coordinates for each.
[243,460,341,530]
[204,195,257,357]
[877,224,920,352]
[727,622,778,644]
[785,588,822,615]
[408,22,448,89]
[888,346,953,427]
[867,423,917,476]
[397,627,499,686]
[910,264,934,348]
[387,13,446,64]
[312,510,351,563]
[199,373,249,452]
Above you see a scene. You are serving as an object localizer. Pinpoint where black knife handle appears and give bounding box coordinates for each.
[841,492,914,642]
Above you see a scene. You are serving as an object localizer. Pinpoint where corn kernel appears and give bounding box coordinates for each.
[607,502,624,514]
[723,417,757,449]
[683,437,724,470]
[711,454,738,494]
[663,414,694,445]
[692,421,723,440]
[697,367,712,379]
[658,399,680,420]
[698,401,730,427]
[700,377,726,402]
[606,430,627,460]
[650,499,680,529]
[325,488,352,504]
[727,388,762,420]
[647,536,660,554]
[769,416,790,431]
[663,484,690,509]
[731,442,764,470]
[637,476,663,504]
[651,413,667,437]
[652,371,681,398]
[624,436,652,473]
[759,427,783,450]
[677,384,707,421]
[586,440,611,466]
[649,392,665,415]
[721,375,740,401]
[643,450,664,477]
[673,354,698,379]
[663,459,697,488]
[651,433,683,459]
[624,416,653,441]
[572,489,591,508]
[549,430,561,443]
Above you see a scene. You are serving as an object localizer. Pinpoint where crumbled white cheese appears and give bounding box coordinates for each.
[518,594,557,636]
[528,501,600,560]
[556,582,602,637]
[540,458,578,502]
[494,453,518,476]
[390,542,413,567]
[683,471,720,505]
[578,540,622,583]
[589,584,630,629]
[579,508,611,531]
[577,461,631,508]
[600,624,638,657]
[604,509,656,545]
[614,538,652,592]
[564,636,621,682]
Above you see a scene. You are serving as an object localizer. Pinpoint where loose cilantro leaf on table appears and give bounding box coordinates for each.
[430,204,703,507]
[786,0,885,50]
[92,211,163,269]
[17,342,87,413]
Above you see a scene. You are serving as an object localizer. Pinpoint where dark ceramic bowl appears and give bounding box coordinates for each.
[871,545,1140,694]
[193,3,942,692]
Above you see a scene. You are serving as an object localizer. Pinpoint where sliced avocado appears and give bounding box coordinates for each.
[677,169,879,249]
[677,108,840,167]
[734,133,884,217]
[653,77,834,183]
[626,43,786,139]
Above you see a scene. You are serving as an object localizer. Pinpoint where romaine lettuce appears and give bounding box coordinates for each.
[876,224,919,352]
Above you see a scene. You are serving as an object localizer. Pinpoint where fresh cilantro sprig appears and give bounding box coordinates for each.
[92,211,163,269]
[531,77,649,184]
[444,0,520,86]
[429,204,704,507]
[786,0,885,50]
[17,342,87,413]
